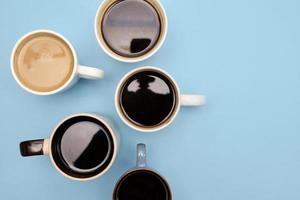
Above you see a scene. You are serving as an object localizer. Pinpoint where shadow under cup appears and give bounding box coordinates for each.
[51,115,115,179]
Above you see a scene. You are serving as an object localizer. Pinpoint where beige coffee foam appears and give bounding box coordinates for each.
[13,32,74,92]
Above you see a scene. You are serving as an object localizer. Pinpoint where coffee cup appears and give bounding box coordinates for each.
[113,143,172,200]
[19,113,119,181]
[11,30,104,95]
[115,66,205,132]
[95,0,167,62]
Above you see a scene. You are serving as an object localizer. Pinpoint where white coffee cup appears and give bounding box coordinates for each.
[19,113,119,181]
[113,143,172,199]
[11,30,104,95]
[115,66,205,132]
[94,0,168,63]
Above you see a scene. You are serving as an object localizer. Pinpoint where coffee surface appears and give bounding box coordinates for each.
[13,32,74,92]
[114,170,170,200]
[51,116,114,178]
[102,0,161,57]
[60,121,111,173]
[120,70,176,127]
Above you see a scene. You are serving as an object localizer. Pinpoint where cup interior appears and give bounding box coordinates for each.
[95,0,167,62]
[116,67,180,132]
[113,169,172,200]
[11,30,77,94]
[50,115,115,179]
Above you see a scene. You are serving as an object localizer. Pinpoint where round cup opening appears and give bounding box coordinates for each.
[50,115,115,179]
[116,67,180,132]
[113,169,172,200]
[11,30,77,94]
[95,0,167,62]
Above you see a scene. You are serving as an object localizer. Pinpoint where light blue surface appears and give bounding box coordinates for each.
[0,0,300,199]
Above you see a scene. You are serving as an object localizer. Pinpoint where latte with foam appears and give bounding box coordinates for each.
[13,32,74,92]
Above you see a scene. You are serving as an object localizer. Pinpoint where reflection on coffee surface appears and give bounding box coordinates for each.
[120,70,176,127]
[51,116,114,178]
[60,121,111,173]
[114,170,171,200]
[13,32,74,92]
[102,0,161,57]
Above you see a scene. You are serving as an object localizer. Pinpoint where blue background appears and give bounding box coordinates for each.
[0,0,300,199]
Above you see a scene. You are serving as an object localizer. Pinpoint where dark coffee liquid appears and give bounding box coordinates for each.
[60,121,110,172]
[120,70,176,127]
[114,170,171,200]
[102,0,161,57]
[51,116,114,178]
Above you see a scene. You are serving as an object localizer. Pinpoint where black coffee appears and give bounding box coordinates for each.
[102,0,161,57]
[51,116,114,178]
[120,70,176,127]
[114,170,171,200]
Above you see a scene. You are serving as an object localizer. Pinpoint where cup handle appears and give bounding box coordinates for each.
[180,94,206,106]
[136,143,147,168]
[20,139,49,157]
[77,65,104,80]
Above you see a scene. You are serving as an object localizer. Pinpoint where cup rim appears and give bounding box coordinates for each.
[10,29,78,95]
[115,66,181,133]
[113,167,172,200]
[48,113,118,181]
[94,0,168,63]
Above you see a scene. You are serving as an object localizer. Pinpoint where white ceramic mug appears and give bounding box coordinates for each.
[113,143,172,199]
[115,66,205,132]
[19,113,119,181]
[11,30,104,95]
[94,0,168,62]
